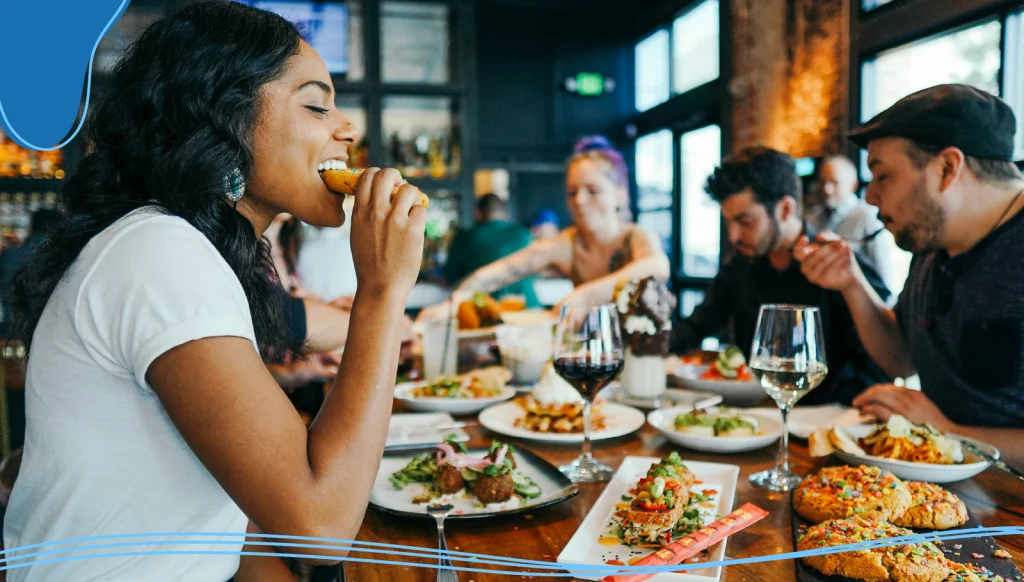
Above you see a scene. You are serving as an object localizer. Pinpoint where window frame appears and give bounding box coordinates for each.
[626,0,731,309]
[850,0,1024,166]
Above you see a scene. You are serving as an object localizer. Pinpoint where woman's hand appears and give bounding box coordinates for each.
[349,168,426,300]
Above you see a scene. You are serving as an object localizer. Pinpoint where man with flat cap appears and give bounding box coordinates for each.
[796,83,1024,468]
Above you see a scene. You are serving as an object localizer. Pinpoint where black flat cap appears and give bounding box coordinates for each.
[848,84,1017,161]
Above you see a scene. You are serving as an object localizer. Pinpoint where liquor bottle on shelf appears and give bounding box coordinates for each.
[12,192,27,240]
[44,191,58,210]
[428,137,446,179]
[0,193,10,237]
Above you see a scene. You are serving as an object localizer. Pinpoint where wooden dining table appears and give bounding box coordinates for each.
[348,406,1024,582]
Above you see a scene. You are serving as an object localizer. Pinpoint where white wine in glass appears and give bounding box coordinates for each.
[748,304,827,492]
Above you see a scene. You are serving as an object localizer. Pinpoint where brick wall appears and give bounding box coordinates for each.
[729,0,849,158]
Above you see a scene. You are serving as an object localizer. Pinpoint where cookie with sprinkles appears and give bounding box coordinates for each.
[946,559,1007,582]
[794,465,912,524]
[797,518,950,582]
[892,482,969,530]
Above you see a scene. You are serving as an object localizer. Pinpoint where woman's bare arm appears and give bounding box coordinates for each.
[147,170,424,564]
[453,234,569,297]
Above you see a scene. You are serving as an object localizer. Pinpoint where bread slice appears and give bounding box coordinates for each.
[829,427,867,455]
[321,168,430,208]
[808,428,836,457]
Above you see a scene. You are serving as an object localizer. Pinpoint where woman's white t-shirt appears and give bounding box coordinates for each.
[3,207,257,581]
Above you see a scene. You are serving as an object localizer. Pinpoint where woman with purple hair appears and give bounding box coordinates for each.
[420,136,669,316]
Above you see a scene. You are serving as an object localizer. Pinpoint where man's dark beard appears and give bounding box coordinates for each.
[739,217,782,262]
[892,178,945,253]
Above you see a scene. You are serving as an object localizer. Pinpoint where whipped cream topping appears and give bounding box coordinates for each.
[531,365,583,405]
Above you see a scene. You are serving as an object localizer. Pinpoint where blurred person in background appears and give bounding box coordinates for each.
[297,195,358,301]
[806,154,902,294]
[418,136,669,319]
[529,208,561,241]
[670,146,892,406]
[444,193,538,307]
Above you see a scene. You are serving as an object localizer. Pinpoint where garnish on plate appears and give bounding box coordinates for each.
[389,436,542,506]
[673,407,761,437]
[699,345,754,381]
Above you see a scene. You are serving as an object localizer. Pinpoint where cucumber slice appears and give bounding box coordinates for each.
[515,483,542,499]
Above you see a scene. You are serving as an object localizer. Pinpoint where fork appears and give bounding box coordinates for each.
[426,504,459,582]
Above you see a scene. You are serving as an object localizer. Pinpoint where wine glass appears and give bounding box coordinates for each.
[553,304,624,483]
[748,304,828,492]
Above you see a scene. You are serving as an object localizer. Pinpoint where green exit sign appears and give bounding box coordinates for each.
[576,72,605,96]
[565,73,615,96]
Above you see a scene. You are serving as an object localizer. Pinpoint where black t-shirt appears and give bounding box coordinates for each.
[280,291,307,346]
[895,208,1024,427]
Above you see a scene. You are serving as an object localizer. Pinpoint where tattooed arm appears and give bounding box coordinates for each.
[558,226,670,308]
[455,236,567,295]
[416,235,570,321]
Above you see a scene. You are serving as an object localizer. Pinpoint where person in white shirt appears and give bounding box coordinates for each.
[3,3,423,581]
[297,196,359,301]
[806,155,907,295]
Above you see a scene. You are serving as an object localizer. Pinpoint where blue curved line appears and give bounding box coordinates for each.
[0,531,562,568]
[0,539,555,571]
[1,526,1020,577]
[0,0,132,151]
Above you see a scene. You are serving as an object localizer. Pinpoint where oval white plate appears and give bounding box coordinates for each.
[647,406,782,454]
[499,309,557,328]
[832,424,997,484]
[742,405,870,439]
[412,309,556,340]
[478,401,646,443]
[394,382,516,415]
[669,362,766,405]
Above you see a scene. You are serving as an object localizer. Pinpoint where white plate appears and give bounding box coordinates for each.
[832,424,997,484]
[370,446,578,519]
[613,389,724,411]
[557,456,739,581]
[395,382,516,415]
[385,413,470,451]
[478,401,646,443]
[412,309,556,340]
[648,406,782,454]
[499,309,557,328]
[669,363,766,406]
[741,405,869,439]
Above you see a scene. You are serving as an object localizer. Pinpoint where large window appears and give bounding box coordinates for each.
[1007,9,1024,160]
[862,0,896,12]
[381,2,452,83]
[679,125,721,278]
[635,130,674,256]
[672,0,720,95]
[861,19,1002,122]
[635,30,670,112]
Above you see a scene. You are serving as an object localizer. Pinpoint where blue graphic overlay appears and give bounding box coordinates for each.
[0,0,130,150]
[0,527,1019,576]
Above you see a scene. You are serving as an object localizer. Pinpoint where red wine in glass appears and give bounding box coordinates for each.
[553,355,624,400]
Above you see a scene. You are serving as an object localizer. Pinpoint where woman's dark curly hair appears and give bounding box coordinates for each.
[12,1,305,362]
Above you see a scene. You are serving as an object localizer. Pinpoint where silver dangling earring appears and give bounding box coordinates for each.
[223,168,245,202]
